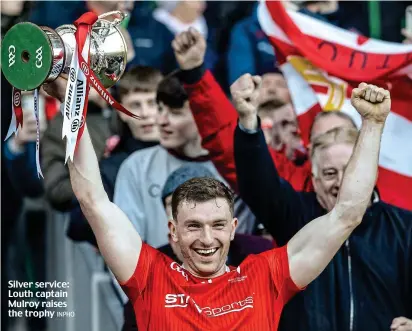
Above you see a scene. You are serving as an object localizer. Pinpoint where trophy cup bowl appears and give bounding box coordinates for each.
[1,11,128,91]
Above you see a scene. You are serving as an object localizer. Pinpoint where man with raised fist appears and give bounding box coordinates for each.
[232,74,412,331]
[172,28,357,195]
[41,71,406,330]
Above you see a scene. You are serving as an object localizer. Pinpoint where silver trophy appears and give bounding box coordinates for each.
[2,11,128,91]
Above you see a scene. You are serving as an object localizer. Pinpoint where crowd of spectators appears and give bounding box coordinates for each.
[1,1,412,331]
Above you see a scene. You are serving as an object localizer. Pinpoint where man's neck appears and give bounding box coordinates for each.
[175,136,209,159]
[182,263,229,280]
[170,4,198,24]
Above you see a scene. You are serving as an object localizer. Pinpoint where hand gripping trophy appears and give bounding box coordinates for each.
[1,11,138,177]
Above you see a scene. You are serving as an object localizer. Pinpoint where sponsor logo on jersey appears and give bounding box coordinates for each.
[228,275,248,283]
[164,294,254,317]
[165,294,191,308]
[203,296,254,317]
[170,262,189,281]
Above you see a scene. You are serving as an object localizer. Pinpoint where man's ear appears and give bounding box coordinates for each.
[168,219,179,243]
[230,218,238,241]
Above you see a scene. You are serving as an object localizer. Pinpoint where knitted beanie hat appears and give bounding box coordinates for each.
[161,163,215,202]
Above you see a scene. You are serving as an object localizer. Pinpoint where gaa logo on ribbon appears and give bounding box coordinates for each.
[69,68,76,82]
[80,62,89,76]
[13,92,20,107]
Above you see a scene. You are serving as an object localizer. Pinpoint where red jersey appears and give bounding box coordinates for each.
[121,243,302,331]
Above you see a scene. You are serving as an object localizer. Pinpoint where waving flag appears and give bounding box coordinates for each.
[258,1,412,210]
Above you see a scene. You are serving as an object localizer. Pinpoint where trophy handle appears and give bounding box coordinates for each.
[98,11,127,26]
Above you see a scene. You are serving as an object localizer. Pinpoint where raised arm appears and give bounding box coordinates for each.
[172,28,239,191]
[231,74,311,245]
[172,29,311,194]
[286,83,391,288]
[43,78,142,283]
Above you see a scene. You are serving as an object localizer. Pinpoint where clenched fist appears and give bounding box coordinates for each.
[230,74,262,130]
[391,317,412,331]
[172,28,206,70]
[351,83,390,124]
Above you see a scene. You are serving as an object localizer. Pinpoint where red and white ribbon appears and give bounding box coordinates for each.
[62,35,90,162]
[5,87,23,140]
[62,42,78,153]
[33,88,44,178]
[64,12,139,161]
[5,88,43,177]
[73,13,139,122]
[71,33,90,156]
[62,14,93,162]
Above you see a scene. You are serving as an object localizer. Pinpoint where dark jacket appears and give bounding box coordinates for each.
[1,74,23,331]
[1,75,24,240]
[41,104,111,212]
[126,6,177,74]
[1,1,34,39]
[3,141,43,198]
[234,123,412,331]
[67,128,157,246]
[335,1,410,43]
[297,2,409,43]
[227,4,276,85]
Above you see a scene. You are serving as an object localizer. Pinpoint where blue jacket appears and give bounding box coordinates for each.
[234,124,412,331]
[298,3,408,42]
[333,2,409,43]
[227,4,276,85]
[3,141,43,199]
[125,5,177,74]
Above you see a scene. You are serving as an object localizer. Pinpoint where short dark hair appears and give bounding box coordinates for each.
[171,177,234,221]
[116,65,163,101]
[310,111,357,140]
[156,75,188,109]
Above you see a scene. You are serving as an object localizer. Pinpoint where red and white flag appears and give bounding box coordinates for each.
[258,1,412,210]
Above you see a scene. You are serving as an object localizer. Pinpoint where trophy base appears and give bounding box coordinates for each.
[1,23,61,91]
